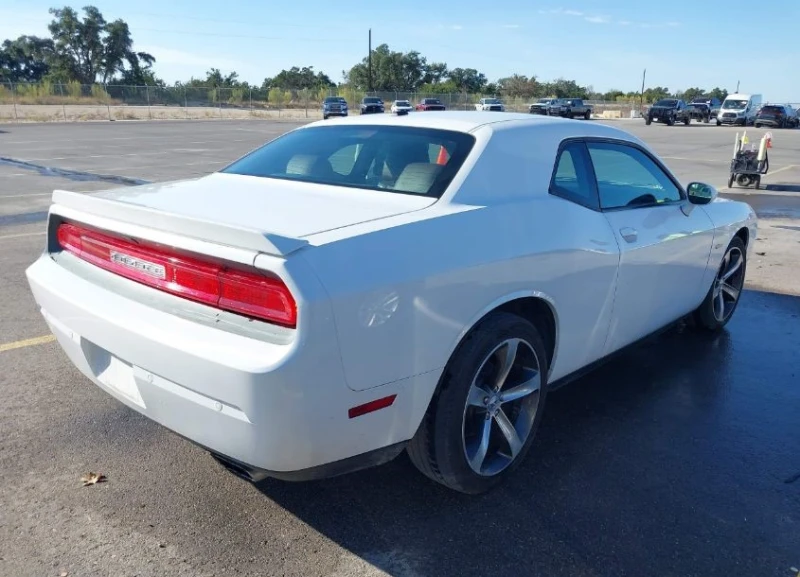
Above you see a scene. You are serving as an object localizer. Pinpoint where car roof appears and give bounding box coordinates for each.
[303,111,614,134]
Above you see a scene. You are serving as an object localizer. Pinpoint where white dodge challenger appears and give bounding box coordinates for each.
[26,112,757,494]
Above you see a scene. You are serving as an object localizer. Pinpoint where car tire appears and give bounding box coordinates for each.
[407,311,549,495]
[323,114,328,120]
[645,117,652,125]
[755,123,761,128]
[692,236,747,332]
[716,119,722,126]
[684,116,690,125]
[667,116,675,126]
[584,110,591,120]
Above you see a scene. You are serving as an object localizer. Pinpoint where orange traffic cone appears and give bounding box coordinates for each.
[436,145,449,165]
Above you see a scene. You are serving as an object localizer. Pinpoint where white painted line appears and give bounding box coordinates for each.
[0,193,52,199]
[0,231,46,240]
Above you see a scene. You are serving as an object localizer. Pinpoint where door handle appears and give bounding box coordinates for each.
[619,227,638,243]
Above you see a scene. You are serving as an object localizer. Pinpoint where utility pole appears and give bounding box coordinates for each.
[735,80,740,93]
[640,68,646,114]
[368,29,373,94]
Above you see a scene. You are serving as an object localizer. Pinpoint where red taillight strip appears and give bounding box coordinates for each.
[56,222,297,328]
[348,395,397,419]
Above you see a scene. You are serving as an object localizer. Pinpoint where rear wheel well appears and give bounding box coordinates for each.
[495,297,557,370]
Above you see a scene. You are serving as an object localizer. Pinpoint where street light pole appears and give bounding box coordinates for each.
[368,29,373,94]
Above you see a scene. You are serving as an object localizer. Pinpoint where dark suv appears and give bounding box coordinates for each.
[360,97,385,114]
[645,98,691,126]
[754,104,799,129]
[322,96,348,120]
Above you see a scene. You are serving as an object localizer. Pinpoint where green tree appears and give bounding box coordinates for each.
[0,36,54,82]
[708,87,728,101]
[448,67,487,93]
[45,5,155,83]
[265,66,334,90]
[497,74,537,98]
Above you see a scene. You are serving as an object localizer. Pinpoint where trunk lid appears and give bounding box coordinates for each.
[53,172,436,256]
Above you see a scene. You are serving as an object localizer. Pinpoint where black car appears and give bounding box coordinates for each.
[690,97,721,117]
[322,96,348,120]
[360,97,385,115]
[686,102,712,123]
[754,104,799,129]
[645,98,691,126]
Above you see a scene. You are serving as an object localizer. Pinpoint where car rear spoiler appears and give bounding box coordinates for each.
[50,189,310,258]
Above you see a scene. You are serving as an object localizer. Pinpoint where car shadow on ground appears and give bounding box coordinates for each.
[254,289,800,577]
[763,183,800,193]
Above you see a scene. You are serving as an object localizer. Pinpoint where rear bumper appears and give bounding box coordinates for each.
[25,253,425,478]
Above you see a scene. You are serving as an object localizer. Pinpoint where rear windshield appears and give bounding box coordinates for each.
[759,106,783,114]
[654,99,678,107]
[221,125,476,198]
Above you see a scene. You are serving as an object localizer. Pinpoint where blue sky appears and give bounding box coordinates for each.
[3,0,799,101]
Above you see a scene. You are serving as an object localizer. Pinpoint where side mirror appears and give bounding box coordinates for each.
[687,182,717,205]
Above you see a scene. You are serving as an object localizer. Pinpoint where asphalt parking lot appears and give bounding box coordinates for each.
[1,118,798,577]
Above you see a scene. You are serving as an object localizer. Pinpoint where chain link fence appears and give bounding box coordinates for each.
[4,82,794,123]
[0,82,642,122]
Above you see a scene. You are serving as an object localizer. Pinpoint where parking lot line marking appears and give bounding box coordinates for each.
[0,231,46,240]
[0,334,56,353]
[0,193,52,198]
[762,164,797,177]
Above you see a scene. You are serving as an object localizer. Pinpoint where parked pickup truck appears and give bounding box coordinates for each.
[416,98,446,111]
[686,102,713,123]
[559,98,593,120]
[529,98,564,115]
[645,98,691,126]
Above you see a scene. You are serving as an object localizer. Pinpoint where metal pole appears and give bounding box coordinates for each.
[105,84,111,120]
[59,83,67,121]
[10,82,19,122]
[368,29,373,93]
[249,87,253,116]
[146,84,151,119]
[218,87,222,117]
[736,80,740,93]
[183,84,188,119]
[640,68,646,115]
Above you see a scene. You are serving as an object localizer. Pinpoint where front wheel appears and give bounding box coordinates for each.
[407,311,549,494]
[693,236,747,331]
[716,119,722,126]
[584,110,591,120]
[645,116,652,125]
[683,116,690,125]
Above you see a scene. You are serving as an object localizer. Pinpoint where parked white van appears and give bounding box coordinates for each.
[717,93,763,126]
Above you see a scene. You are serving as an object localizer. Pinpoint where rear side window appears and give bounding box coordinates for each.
[549,141,598,210]
[221,125,476,198]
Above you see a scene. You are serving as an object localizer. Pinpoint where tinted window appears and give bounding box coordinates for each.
[549,142,598,209]
[760,106,784,114]
[655,99,678,107]
[587,142,682,210]
[221,125,476,198]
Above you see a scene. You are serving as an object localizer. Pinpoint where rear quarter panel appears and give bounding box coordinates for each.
[300,121,635,392]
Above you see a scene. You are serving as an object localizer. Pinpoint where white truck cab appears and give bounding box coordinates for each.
[717,93,762,126]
